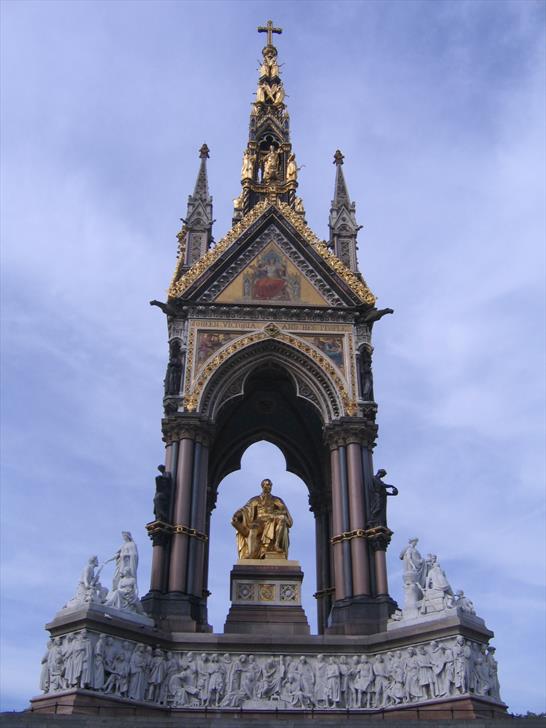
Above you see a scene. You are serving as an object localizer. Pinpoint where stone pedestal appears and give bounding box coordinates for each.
[223,558,310,635]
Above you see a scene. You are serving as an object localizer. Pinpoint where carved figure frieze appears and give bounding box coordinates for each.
[39,631,502,709]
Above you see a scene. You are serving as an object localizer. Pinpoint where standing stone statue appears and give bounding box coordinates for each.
[368,469,398,527]
[231,478,293,559]
[111,532,139,592]
[359,348,374,401]
[153,465,172,523]
[164,339,183,397]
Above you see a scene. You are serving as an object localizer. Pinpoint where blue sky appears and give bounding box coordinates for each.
[1,0,545,715]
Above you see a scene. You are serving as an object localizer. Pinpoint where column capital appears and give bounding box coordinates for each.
[366,525,394,551]
[161,414,214,445]
[145,520,172,546]
[323,412,378,449]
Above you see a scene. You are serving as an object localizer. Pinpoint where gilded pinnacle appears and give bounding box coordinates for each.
[334,149,344,166]
[257,19,282,48]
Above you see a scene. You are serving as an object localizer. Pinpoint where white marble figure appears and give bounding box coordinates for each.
[64,556,106,609]
[40,641,52,693]
[420,554,454,614]
[146,649,165,702]
[105,567,144,614]
[454,589,476,615]
[111,532,139,592]
[94,634,106,691]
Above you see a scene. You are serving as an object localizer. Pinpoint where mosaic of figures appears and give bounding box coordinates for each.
[215,243,329,307]
[243,246,300,302]
[186,322,355,387]
[300,334,345,371]
[195,331,243,368]
[40,633,501,710]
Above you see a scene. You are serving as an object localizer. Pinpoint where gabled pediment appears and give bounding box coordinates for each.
[168,201,375,307]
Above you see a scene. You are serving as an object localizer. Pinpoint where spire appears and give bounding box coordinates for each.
[181,144,213,268]
[233,21,305,223]
[193,143,210,198]
[329,150,361,272]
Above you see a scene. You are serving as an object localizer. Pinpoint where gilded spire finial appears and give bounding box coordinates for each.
[257,19,282,48]
[334,149,344,166]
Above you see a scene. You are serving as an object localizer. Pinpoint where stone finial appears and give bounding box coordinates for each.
[333,149,344,166]
[199,143,210,159]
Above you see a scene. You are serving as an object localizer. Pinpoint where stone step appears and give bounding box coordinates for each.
[1,713,541,728]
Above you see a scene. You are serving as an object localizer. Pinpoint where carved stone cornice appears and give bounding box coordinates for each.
[161,414,214,446]
[183,304,359,324]
[323,414,378,450]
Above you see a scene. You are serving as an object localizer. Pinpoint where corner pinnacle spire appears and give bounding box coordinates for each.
[179,144,213,268]
[329,149,361,272]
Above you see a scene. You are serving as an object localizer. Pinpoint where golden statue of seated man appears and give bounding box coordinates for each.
[231,478,293,559]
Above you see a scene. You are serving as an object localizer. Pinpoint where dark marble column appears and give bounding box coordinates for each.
[168,436,195,592]
[347,441,370,596]
[188,443,209,599]
[338,445,353,599]
[312,497,332,635]
[329,446,346,601]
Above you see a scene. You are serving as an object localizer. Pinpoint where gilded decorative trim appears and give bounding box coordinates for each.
[168,199,376,306]
[183,325,357,416]
[276,201,376,306]
[173,523,208,542]
[331,526,393,546]
[169,200,269,299]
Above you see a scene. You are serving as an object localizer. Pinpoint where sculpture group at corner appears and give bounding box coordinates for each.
[394,538,476,621]
[63,532,143,616]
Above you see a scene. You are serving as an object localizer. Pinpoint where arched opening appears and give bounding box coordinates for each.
[207,441,318,633]
[199,348,336,633]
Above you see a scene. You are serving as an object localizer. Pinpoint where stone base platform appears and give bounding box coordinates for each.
[33,602,506,720]
[4,713,535,728]
[224,558,310,635]
[27,692,507,721]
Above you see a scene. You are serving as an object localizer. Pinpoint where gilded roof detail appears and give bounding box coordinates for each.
[168,200,376,305]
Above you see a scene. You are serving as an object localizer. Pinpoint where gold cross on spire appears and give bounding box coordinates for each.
[257,19,282,47]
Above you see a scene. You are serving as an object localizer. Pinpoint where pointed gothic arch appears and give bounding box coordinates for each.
[199,336,345,424]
